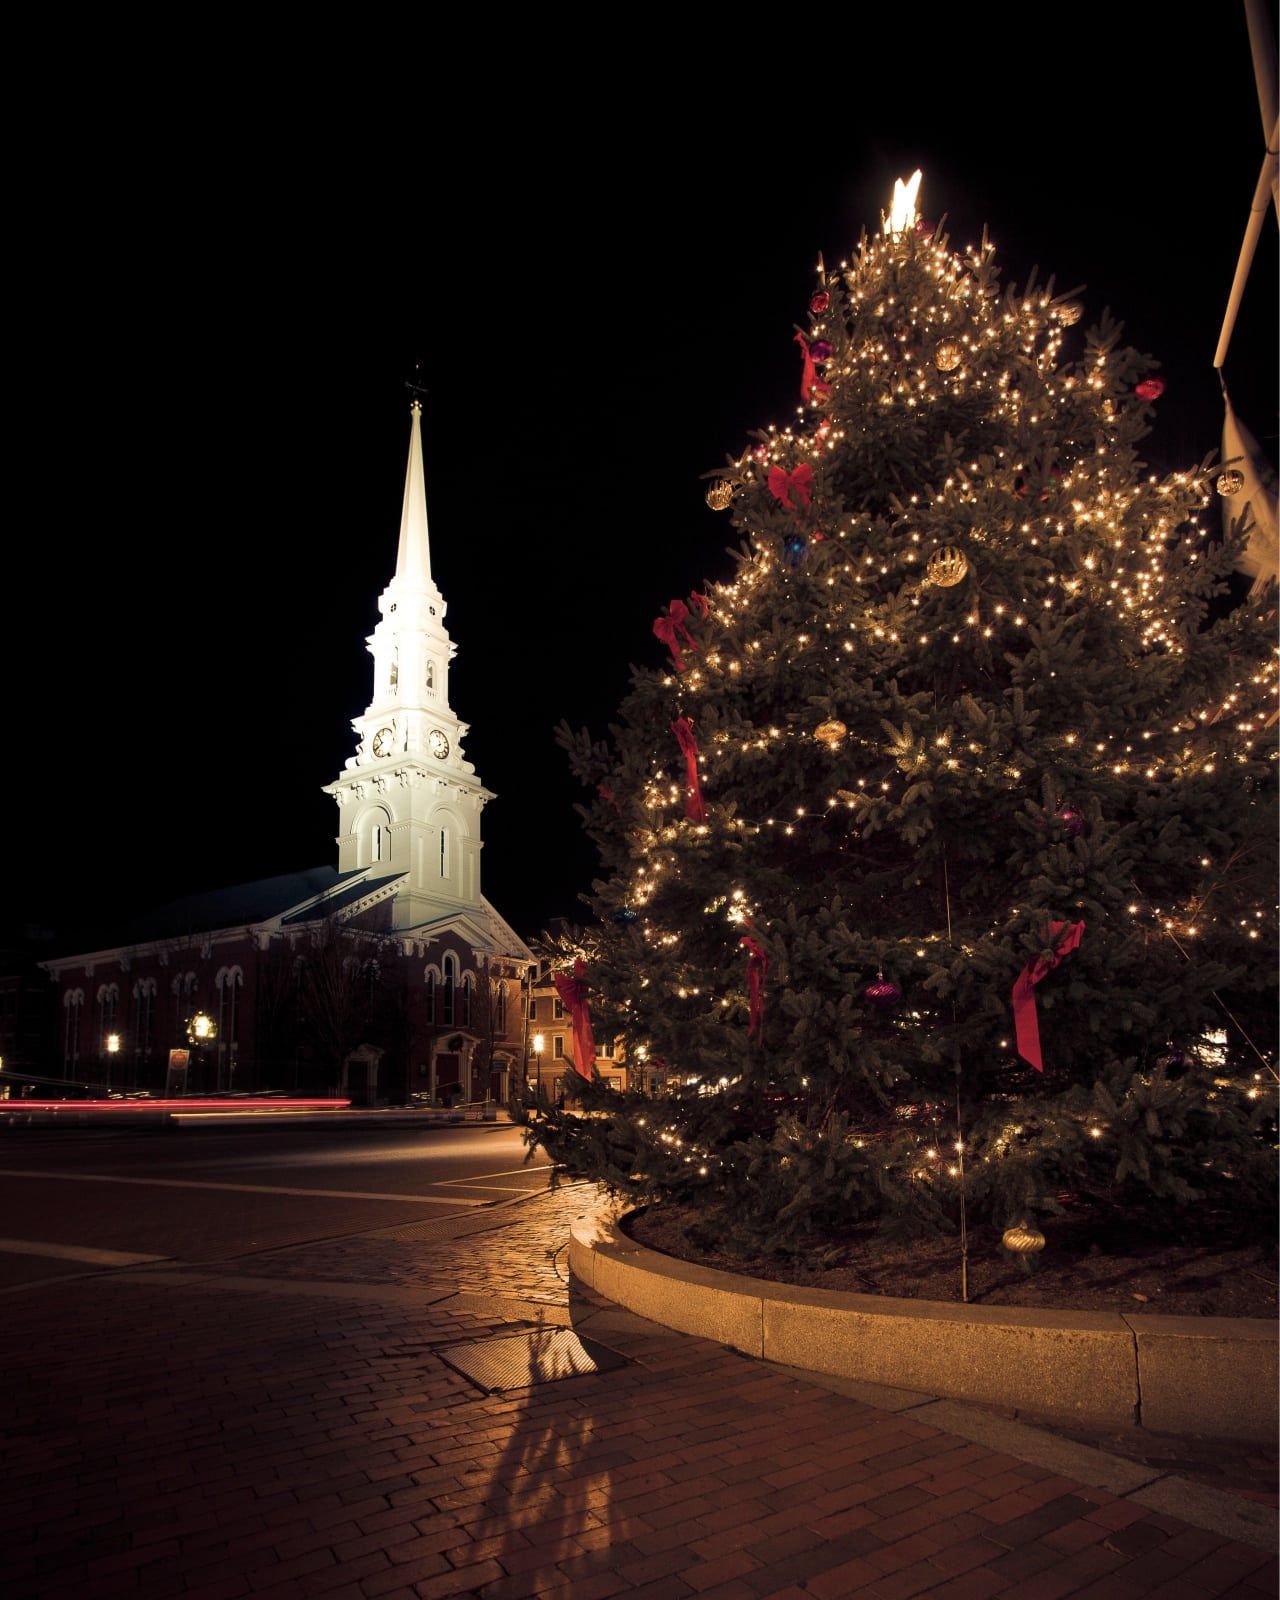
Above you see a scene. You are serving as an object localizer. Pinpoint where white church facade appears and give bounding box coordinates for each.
[39,404,533,1106]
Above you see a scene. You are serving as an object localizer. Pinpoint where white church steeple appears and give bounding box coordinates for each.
[323,402,494,932]
[395,399,436,592]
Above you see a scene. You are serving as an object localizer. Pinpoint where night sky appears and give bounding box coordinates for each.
[8,12,1276,952]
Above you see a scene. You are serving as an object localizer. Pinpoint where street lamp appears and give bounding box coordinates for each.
[532,1032,544,1102]
[187,1012,217,1093]
[104,1031,121,1095]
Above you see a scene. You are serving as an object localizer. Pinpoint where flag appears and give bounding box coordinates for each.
[1222,395,1279,593]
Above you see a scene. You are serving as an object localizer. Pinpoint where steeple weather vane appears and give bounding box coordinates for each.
[404,361,430,405]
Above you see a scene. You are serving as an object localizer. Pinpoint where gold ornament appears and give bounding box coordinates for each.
[1001,1222,1046,1255]
[1054,302,1083,326]
[933,338,962,372]
[1216,468,1245,497]
[814,720,848,749]
[705,480,734,511]
[926,546,969,587]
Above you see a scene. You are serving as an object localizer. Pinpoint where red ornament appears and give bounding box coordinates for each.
[863,975,901,1009]
[810,290,830,314]
[1135,378,1166,401]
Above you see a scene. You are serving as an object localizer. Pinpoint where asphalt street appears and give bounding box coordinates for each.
[0,1120,553,1288]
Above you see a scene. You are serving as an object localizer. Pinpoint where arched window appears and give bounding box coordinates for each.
[172,972,196,1039]
[461,974,473,1029]
[495,981,506,1034]
[215,968,242,1054]
[63,988,85,1069]
[426,659,434,694]
[132,978,156,1060]
[357,806,393,869]
[424,968,437,1024]
[442,954,457,1026]
[389,649,399,694]
[96,983,120,1059]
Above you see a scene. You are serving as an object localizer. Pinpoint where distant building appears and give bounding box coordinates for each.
[523,960,627,1095]
[38,404,532,1106]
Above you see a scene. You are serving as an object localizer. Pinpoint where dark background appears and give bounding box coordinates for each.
[6,11,1276,950]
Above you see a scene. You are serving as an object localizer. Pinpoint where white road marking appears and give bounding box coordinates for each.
[0,1171,488,1206]
[431,1182,548,1193]
[0,1239,168,1266]
[433,1165,553,1184]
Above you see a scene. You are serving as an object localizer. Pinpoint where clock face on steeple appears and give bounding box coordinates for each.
[428,729,450,759]
[372,727,395,757]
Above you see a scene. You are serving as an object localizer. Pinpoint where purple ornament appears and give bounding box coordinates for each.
[1058,807,1084,837]
[810,339,833,362]
[1157,1047,1192,1076]
[863,976,901,1009]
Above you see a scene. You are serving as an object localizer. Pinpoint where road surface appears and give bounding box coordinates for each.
[0,1120,554,1290]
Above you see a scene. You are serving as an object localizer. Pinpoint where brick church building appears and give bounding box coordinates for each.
[37,403,533,1107]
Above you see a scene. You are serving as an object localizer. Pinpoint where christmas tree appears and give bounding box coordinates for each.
[525,174,1278,1258]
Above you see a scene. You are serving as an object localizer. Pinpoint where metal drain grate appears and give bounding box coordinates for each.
[436,1328,627,1392]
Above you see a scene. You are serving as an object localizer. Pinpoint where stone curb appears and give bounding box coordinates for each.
[568,1209,1279,1444]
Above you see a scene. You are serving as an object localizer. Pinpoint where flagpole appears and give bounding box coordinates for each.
[1245,0,1278,176]
[1214,124,1280,374]
[1215,1,1279,371]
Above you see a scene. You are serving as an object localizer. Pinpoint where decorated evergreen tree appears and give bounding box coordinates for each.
[524,174,1278,1258]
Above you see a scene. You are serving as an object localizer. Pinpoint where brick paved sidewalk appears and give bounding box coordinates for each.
[2,1183,1274,1600]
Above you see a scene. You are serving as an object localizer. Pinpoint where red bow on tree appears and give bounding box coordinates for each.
[768,463,814,510]
[597,783,621,813]
[740,933,768,1039]
[1012,920,1085,1072]
[670,718,706,823]
[552,958,596,1082]
[688,591,709,618]
[653,598,700,671]
[794,331,818,402]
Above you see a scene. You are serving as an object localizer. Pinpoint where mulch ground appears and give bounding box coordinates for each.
[624,1203,1279,1318]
